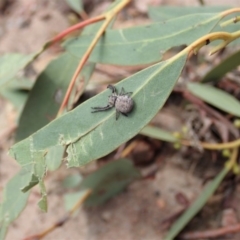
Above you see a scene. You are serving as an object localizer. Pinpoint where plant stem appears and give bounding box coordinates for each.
[48,15,105,46]
[181,138,240,150]
[57,0,131,116]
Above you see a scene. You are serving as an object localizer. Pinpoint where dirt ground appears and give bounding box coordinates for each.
[0,0,240,240]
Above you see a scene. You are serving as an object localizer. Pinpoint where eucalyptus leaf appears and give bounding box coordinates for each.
[63,174,82,188]
[64,13,221,65]
[147,6,240,47]
[67,54,187,166]
[1,77,33,90]
[148,6,230,21]
[0,88,28,112]
[64,190,88,211]
[65,159,140,208]
[81,159,141,206]
[10,53,187,190]
[140,125,177,142]
[0,78,34,114]
[64,160,139,209]
[202,49,240,82]
[165,166,229,240]
[0,170,32,240]
[187,82,240,117]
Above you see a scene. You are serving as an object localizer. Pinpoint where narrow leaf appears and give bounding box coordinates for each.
[0,170,32,240]
[165,166,229,240]
[0,78,34,114]
[81,159,141,206]
[64,13,220,65]
[67,54,187,166]
[202,49,240,82]
[63,174,82,188]
[140,125,177,142]
[64,190,89,211]
[64,159,140,209]
[187,82,240,117]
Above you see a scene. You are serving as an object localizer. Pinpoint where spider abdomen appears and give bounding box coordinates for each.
[115,95,134,113]
[91,85,134,120]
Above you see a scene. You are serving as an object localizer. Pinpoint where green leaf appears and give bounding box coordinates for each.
[21,174,39,193]
[67,54,187,166]
[9,138,46,195]
[64,159,140,209]
[10,52,187,187]
[64,13,221,65]
[82,159,141,206]
[140,125,177,142]
[0,88,28,113]
[38,181,47,212]
[202,49,240,82]
[0,78,34,114]
[65,0,83,12]
[187,82,240,117]
[16,53,95,142]
[45,145,65,171]
[148,6,230,21]
[0,53,35,86]
[164,166,229,240]
[1,77,33,90]
[63,174,82,188]
[64,190,89,211]
[0,170,32,240]
[147,6,240,47]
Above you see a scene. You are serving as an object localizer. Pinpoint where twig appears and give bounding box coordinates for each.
[23,189,92,240]
[45,15,105,47]
[120,140,139,158]
[180,223,240,239]
[183,91,239,138]
[181,138,240,150]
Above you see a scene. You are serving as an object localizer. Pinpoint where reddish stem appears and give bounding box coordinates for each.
[48,15,105,46]
[58,53,89,114]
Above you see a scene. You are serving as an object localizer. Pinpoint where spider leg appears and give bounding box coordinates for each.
[91,105,112,112]
[121,112,128,117]
[107,85,117,94]
[119,87,125,95]
[120,87,132,96]
[116,110,120,120]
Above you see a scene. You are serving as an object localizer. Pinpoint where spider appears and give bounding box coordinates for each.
[91,85,134,120]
